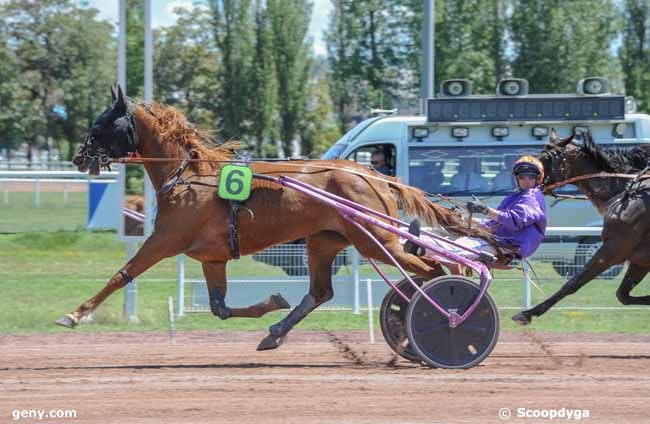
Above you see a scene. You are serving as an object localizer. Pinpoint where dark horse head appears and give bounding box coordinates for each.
[538,129,650,197]
[73,85,139,175]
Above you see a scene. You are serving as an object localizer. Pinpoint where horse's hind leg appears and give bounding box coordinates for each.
[616,263,650,305]
[257,231,349,351]
[356,236,445,281]
[202,261,291,319]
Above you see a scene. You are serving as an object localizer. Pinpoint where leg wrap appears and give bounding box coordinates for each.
[119,269,134,285]
[269,294,317,337]
[210,287,231,320]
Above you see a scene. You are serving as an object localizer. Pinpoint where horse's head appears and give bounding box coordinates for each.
[538,128,583,192]
[73,85,139,175]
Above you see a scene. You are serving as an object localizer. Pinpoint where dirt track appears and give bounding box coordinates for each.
[1,330,649,423]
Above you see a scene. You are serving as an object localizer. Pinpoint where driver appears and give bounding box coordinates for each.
[405,155,547,268]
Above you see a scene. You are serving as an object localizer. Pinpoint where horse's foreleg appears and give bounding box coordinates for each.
[257,231,348,351]
[203,261,290,319]
[616,263,650,305]
[56,234,175,328]
[512,241,626,325]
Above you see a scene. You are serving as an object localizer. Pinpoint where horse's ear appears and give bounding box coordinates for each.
[110,85,117,102]
[556,131,575,148]
[116,84,126,109]
[549,128,558,143]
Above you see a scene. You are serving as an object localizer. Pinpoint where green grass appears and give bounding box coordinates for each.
[0,192,87,233]
[1,230,650,334]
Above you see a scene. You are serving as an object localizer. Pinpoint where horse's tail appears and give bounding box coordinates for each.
[390,181,493,239]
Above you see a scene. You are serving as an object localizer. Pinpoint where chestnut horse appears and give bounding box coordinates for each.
[60,86,489,349]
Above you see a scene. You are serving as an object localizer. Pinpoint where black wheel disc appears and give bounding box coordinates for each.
[406,276,499,369]
[379,276,424,362]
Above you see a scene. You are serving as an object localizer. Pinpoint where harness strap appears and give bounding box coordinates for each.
[157,157,190,195]
[543,171,650,193]
[228,200,241,260]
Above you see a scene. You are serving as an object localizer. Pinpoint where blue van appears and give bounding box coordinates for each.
[255,78,650,278]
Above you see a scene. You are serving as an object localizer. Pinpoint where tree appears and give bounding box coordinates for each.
[208,0,255,142]
[56,7,116,159]
[154,5,220,128]
[620,0,650,111]
[510,0,620,93]
[325,0,359,132]
[325,0,414,121]
[300,70,341,157]
[1,0,117,161]
[2,0,69,162]
[268,0,313,157]
[434,0,503,94]
[0,22,22,155]
[126,0,145,98]
[249,0,278,156]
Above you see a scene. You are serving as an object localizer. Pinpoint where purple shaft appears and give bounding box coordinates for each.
[283,175,485,257]
[366,258,410,303]
[268,175,493,327]
[344,217,449,317]
[283,176,489,275]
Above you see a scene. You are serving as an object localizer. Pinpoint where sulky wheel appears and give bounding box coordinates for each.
[379,276,425,362]
[406,276,499,369]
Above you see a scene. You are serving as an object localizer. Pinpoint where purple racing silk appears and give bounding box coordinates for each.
[484,187,547,258]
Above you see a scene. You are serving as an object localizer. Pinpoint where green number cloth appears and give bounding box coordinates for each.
[218,164,253,201]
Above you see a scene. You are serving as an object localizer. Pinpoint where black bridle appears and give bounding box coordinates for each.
[541,148,562,187]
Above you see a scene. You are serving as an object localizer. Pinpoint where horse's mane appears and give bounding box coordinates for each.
[581,134,650,174]
[145,102,240,172]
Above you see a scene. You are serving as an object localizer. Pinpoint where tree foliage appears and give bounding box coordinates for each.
[249,0,278,156]
[208,0,255,142]
[0,0,115,160]
[267,0,313,157]
[510,0,620,93]
[301,68,342,157]
[126,0,145,98]
[6,0,650,164]
[620,0,650,110]
[154,6,219,128]
[435,0,504,93]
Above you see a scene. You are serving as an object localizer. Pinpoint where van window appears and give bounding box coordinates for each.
[346,144,396,176]
[408,145,580,195]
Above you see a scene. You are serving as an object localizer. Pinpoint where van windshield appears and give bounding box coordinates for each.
[408,145,579,196]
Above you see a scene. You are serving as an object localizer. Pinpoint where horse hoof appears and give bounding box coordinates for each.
[511,312,532,326]
[55,314,78,329]
[271,293,291,310]
[256,334,286,351]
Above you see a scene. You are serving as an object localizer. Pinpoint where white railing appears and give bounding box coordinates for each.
[176,231,641,317]
[0,170,118,207]
[0,161,76,170]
